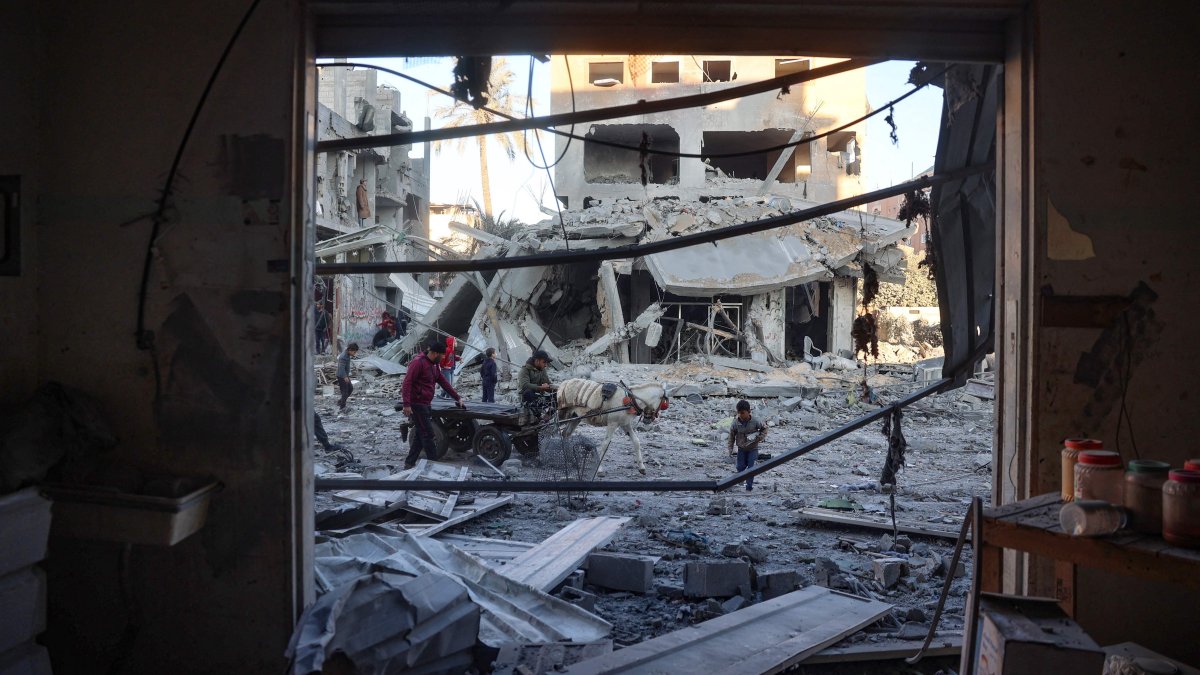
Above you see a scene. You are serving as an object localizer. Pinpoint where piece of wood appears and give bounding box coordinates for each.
[796,507,964,541]
[393,494,515,537]
[803,636,961,664]
[565,587,891,675]
[964,377,994,400]
[686,322,738,341]
[503,517,631,592]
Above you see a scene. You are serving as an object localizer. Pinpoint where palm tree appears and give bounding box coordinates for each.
[433,58,528,216]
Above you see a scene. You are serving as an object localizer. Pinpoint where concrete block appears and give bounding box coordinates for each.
[586,552,655,594]
[655,582,684,600]
[812,557,843,588]
[684,561,751,599]
[558,586,597,613]
[873,557,906,589]
[721,595,747,613]
[757,570,798,601]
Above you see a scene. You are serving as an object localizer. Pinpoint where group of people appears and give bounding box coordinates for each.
[371,310,409,349]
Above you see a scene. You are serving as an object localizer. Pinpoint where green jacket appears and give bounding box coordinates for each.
[517,361,551,394]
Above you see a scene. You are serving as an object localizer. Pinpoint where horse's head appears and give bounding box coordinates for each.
[627,383,669,424]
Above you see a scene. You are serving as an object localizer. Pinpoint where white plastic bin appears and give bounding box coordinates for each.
[0,488,52,577]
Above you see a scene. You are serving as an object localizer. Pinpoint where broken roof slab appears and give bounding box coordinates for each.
[643,230,830,296]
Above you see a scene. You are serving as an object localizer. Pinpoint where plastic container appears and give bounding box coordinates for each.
[1061,438,1103,502]
[1185,459,1200,472]
[1162,469,1200,549]
[1074,450,1124,504]
[41,476,219,546]
[0,487,52,577]
[1123,460,1171,535]
[0,567,46,654]
[1060,500,1128,536]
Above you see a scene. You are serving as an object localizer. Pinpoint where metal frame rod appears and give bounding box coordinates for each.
[315,165,991,275]
[314,377,952,493]
[316,59,873,153]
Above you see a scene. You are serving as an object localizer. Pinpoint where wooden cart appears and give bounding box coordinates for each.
[400,398,548,464]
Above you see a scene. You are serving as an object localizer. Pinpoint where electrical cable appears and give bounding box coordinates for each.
[136,0,264,350]
[521,55,575,171]
[317,163,992,276]
[319,60,947,161]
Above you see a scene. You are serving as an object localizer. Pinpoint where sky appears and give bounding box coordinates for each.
[341,57,943,223]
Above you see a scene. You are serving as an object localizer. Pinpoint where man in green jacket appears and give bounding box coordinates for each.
[517,349,555,403]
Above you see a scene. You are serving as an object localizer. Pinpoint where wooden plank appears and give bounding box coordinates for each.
[795,507,964,541]
[565,587,891,675]
[333,468,413,507]
[504,517,631,592]
[398,461,468,521]
[394,494,515,537]
[803,636,961,664]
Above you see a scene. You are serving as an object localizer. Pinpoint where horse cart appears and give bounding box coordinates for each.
[397,397,556,465]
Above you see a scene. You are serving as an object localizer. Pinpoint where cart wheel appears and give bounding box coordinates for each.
[431,419,449,459]
[472,425,512,464]
[443,418,478,453]
[514,434,539,457]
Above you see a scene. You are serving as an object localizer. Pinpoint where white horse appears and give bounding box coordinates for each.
[555,378,669,475]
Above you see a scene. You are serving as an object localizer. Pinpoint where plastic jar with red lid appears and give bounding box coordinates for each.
[1062,438,1104,502]
[1163,469,1200,549]
[1185,459,1200,472]
[1074,450,1123,504]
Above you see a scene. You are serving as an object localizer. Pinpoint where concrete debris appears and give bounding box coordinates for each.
[757,570,799,601]
[585,552,656,594]
[683,560,751,599]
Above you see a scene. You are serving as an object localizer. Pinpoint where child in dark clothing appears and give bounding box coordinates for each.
[481,347,498,403]
[336,343,359,411]
[727,399,768,491]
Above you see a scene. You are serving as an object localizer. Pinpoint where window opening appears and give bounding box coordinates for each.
[651,61,679,83]
[702,59,732,82]
[774,58,811,78]
[588,61,624,86]
[585,124,680,184]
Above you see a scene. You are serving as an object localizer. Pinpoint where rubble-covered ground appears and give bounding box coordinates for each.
[315,352,991,671]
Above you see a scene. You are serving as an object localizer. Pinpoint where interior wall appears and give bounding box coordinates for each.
[1019,0,1200,660]
[21,0,309,671]
[0,0,41,406]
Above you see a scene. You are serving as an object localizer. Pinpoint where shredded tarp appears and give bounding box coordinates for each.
[314,530,612,646]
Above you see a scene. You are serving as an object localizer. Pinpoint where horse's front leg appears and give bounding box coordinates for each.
[594,423,617,477]
[623,421,647,475]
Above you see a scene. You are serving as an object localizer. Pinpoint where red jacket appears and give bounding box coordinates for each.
[439,336,458,370]
[402,354,460,406]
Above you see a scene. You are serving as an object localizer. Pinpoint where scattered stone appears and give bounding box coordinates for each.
[757,570,798,601]
[879,533,895,552]
[706,497,731,516]
[897,622,930,641]
[500,459,523,478]
[720,542,769,563]
[912,542,931,557]
[655,582,684,600]
[894,535,913,553]
[905,607,928,623]
[872,557,906,589]
[684,560,751,599]
[636,513,662,529]
[721,595,747,613]
[564,570,585,590]
[559,586,597,613]
[554,507,573,521]
[813,557,845,589]
[586,552,656,594]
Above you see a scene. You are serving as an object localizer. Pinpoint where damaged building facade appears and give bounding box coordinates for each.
[315,65,435,346]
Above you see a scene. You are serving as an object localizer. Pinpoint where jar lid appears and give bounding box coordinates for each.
[1127,460,1170,474]
[1169,469,1200,484]
[1064,438,1104,450]
[1078,450,1122,466]
[1185,459,1200,472]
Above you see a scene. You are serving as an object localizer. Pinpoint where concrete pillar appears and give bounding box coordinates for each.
[597,261,629,363]
[828,277,856,358]
[746,289,786,362]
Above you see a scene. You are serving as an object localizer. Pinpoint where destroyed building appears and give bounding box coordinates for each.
[314,66,435,346]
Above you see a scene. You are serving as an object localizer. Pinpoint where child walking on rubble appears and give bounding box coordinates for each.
[336,342,358,412]
[727,399,768,491]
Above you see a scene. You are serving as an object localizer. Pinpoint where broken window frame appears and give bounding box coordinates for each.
[588,61,624,86]
[702,59,732,82]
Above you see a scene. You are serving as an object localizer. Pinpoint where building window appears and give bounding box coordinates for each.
[774,58,810,78]
[588,61,624,86]
[584,124,680,184]
[702,60,732,82]
[651,61,679,83]
[702,129,809,182]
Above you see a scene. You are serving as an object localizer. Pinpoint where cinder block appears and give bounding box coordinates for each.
[558,586,597,613]
[684,561,751,599]
[586,552,656,593]
[758,570,798,600]
[873,557,906,589]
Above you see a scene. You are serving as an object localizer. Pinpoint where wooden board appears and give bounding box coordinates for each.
[796,507,964,541]
[503,517,631,592]
[393,494,515,537]
[333,468,414,507]
[564,587,892,675]
[435,534,536,568]
[803,636,961,664]
[398,460,469,521]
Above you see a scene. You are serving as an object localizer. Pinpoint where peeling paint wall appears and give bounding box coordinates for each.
[12,0,309,671]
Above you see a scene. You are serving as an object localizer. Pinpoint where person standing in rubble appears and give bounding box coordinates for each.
[481,347,498,403]
[517,349,555,403]
[727,399,768,491]
[437,335,459,398]
[314,301,331,355]
[401,340,465,468]
[356,178,371,226]
[336,342,359,412]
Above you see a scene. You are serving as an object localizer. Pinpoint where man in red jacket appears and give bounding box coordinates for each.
[402,340,464,468]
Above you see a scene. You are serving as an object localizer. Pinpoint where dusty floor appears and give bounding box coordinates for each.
[314,353,992,671]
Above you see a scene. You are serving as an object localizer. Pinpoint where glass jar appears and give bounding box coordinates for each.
[1163,469,1200,549]
[1061,438,1104,502]
[1123,460,1171,535]
[1075,450,1123,504]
